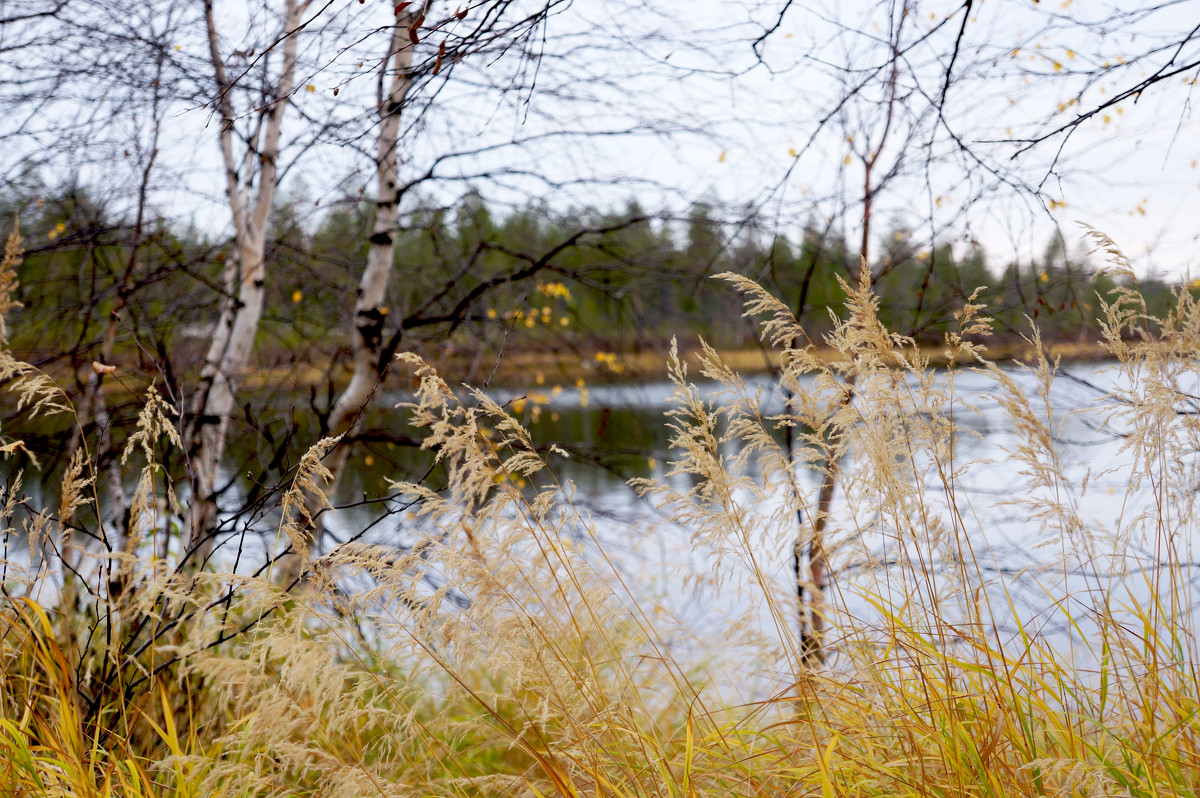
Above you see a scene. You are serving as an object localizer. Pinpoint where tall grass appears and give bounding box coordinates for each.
[2,220,1199,796]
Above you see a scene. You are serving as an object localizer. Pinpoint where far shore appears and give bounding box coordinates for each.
[385,337,1118,390]
[33,337,1117,403]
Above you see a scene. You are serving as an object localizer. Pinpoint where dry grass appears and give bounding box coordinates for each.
[2,221,1199,796]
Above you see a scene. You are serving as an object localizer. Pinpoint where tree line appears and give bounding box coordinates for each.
[5,183,1187,385]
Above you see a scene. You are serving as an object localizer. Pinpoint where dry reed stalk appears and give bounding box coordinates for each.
[2,220,1199,797]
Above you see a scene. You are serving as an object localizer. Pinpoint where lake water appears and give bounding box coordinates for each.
[5,357,1198,698]
[318,358,1200,693]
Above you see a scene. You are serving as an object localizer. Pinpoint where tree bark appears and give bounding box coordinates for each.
[279,8,416,586]
[326,8,414,449]
[794,26,899,669]
[185,0,303,565]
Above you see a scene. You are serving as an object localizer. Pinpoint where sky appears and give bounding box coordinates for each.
[6,0,1200,278]
[561,0,1200,277]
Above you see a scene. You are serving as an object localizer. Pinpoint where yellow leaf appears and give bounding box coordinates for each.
[788,148,797,157]
[816,733,840,798]
[159,685,182,757]
[306,84,316,92]
[292,290,303,303]
[718,150,726,162]
[843,154,852,165]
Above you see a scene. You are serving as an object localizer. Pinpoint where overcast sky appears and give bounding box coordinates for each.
[562,0,1200,277]
[6,0,1199,277]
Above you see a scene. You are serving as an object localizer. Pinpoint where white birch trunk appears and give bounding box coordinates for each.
[186,0,303,562]
[280,10,415,585]
[280,10,417,585]
[327,12,414,442]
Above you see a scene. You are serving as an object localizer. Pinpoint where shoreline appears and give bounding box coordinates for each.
[26,337,1118,402]
[408,337,1117,389]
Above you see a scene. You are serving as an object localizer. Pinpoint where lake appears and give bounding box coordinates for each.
[318,357,1200,693]
[5,356,1198,699]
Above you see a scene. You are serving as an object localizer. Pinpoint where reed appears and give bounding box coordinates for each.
[2,222,1198,796]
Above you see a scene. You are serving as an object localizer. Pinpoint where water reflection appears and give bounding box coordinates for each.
[329,359,1200,692]
[6,359,1199,695]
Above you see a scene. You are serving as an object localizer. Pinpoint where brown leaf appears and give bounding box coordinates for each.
[92,361,117,374]
[434,40,446,74]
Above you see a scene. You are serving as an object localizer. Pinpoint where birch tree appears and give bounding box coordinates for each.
[321,8,415,478]
[270,4,416,585]
[182,0,306,563]
[4,0,626,589]
[275,0,595,583]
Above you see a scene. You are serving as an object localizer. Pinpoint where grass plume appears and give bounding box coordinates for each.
[2,225,1199,796]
